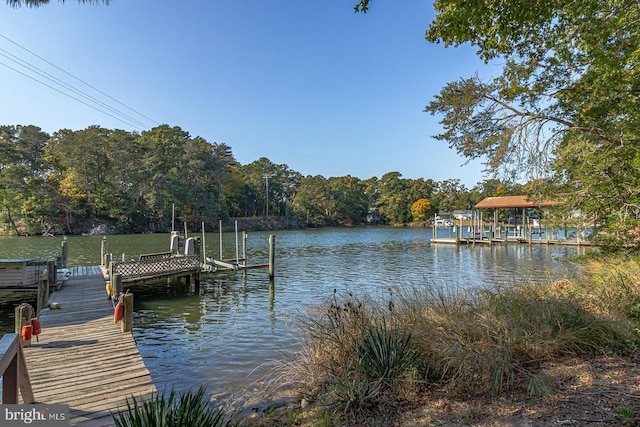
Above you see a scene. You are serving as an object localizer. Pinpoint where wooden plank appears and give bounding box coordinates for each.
[22,267,157,426]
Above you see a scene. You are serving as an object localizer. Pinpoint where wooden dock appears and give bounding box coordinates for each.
[109,253,201,285]
[431,236,591,246]
[21,266,156,427]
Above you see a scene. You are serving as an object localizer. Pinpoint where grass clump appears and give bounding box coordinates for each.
[283,257,640,424]
[112,385,227,427]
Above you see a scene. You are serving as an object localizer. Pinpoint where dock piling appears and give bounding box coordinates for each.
[60,237,68,268]
[268,234,275,280]
[121,292,134,333]
[113,273,123,297]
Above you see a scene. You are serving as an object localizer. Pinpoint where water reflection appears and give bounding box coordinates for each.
[0,228,593,400]
[129,228,592,398]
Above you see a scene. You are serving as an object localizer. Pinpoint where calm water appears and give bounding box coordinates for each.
[0,227,591,400]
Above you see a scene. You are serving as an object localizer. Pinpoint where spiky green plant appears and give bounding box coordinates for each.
[357,321,417,384]
[112,386,227,427]
[332,376,381,413]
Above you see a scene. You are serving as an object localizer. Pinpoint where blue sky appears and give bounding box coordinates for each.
[0,0,497,187]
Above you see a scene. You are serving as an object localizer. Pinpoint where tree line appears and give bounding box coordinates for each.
[0,123,523,236]
[5,0,638,251]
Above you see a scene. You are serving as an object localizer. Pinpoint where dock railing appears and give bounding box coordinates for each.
[110,254,201,282]
[0,333,34,404]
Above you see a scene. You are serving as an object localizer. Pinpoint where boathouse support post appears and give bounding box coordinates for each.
[432,213,436,241]
[121,293,134,333]
[268,234,275,280]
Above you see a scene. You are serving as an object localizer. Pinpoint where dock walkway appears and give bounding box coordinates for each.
[21,266,156,426]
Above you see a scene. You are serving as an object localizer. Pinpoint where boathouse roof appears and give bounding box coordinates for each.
[475,195,558,209]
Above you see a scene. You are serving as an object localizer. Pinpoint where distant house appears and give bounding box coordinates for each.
[367,207,383,224]
[435,211,453,226]
[452,210,472,220]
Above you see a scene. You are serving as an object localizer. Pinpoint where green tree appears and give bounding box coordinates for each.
[46,126,120,224]
[0,125,52,235]
[375,172,409,224]
[134,125,192,231]
[179,138,237,228]
[240,158,301,217]
[405,178,436,211]
[327,175,369,225]
[223,163,256,218]
[433,179,469,214]
[292,175,331,226]
[423,0,640,250]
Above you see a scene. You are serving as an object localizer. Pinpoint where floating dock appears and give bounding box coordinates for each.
[21,266,156,426]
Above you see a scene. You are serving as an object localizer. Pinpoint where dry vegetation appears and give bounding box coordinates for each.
[234,256,640,427]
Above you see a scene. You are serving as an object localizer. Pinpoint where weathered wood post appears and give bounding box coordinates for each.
[14,304,33,348]
[49,260,56,289]
[242,231,248,267]
[101,237,108,267]
[60,237,68,268]
[235,220,240,265]
[219,220,224,260]
[2,336,19,403]
[194,271,200,294]
[201,221,207,261]
[113,273,123,298]
[36,275,49,316]
[269,279,275,310]
[432,214,436,242]
[121,293,134,333]
[268,234,275,280]
[0,334,34,404]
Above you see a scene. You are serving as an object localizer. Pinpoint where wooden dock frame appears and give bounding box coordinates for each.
[101,221,275,295]
[431,220,591,247]
[204,220,275,280]
[15,266,156,425]
[432,196,591,247]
